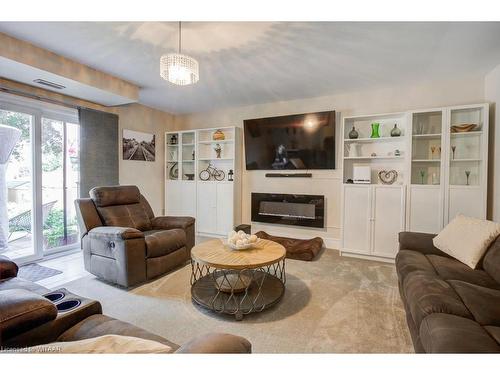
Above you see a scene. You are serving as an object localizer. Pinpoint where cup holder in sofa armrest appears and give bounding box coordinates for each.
[56,299,81,313]
[1,288,103,349]
[43,291,65,303]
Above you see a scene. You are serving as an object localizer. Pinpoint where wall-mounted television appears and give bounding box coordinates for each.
[243,110,335,170]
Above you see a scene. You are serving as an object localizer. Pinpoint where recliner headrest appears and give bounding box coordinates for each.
[90,185,141,207]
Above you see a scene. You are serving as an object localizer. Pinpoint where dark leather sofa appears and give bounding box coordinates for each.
[396,231,500,353]
[0,255,251,353]
[75,185,195,287]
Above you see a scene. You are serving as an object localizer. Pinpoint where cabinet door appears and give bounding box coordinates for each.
[447,186,484,223]
[167,182,196,217]
[342,185,371,254]
[166,182,182,216]
[372,186,405,258]
[197,183,217,234]
[216,183,234,235]
[408,186,442,233]
[180,182,196,218]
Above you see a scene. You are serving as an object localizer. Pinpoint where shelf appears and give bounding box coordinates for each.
[410,184,441,188]
[449,184,481,189]
[166,179,195,183]
[197,180,233,184]
[450,158,481,162]
[198,140,234,144]
[344,156,404,160]
[182,143,195,146]
[343,136,405,143]
[412,134,441,138]
[412,159,440,162]
[167,144,179,146]
[450,131,482,137]
[198,157,234,161]
[182,160,195,162]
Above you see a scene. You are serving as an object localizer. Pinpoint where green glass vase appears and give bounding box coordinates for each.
[370,123,380,138]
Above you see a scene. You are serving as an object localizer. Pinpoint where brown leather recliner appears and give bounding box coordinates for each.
[75,185,195,287]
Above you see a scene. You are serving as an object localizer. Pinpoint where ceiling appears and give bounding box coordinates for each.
[1,22,500,114]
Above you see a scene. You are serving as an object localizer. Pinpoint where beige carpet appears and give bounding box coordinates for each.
[61,249,413,353]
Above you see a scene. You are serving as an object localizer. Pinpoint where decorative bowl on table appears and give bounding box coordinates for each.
[222,231,259,250]
[450,124,477,133]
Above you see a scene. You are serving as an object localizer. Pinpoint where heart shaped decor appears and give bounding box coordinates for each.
[378,170,398,185]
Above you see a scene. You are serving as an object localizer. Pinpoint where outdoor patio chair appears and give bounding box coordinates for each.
[8,200,57,240]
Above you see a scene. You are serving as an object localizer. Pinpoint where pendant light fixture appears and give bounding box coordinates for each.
[160,21,199,86]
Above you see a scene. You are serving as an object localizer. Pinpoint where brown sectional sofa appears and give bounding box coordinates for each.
[0,255,251,353]
[75,185,195,287]
[396,231,500,353]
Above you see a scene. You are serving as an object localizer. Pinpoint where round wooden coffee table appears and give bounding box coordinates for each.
[190,238,286,320]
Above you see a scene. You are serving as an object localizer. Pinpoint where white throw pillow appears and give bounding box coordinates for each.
[433,214,500,269]
[28,335,172,354]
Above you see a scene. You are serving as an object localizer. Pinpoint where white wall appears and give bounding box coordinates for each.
[485,63,500,221]
[174,75,486,247]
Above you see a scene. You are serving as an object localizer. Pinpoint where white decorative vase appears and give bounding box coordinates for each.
[0,125,22,253]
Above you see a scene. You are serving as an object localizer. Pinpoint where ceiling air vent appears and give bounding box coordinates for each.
[33,79,66,90]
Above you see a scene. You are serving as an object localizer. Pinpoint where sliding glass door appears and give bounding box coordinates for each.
[41,118,80,254]
[0,95,80,264]
[1,108,36,261]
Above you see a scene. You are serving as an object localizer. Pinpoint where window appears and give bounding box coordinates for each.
[0,92,80,263]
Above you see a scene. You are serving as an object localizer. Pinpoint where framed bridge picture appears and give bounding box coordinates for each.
[123,129,155,161]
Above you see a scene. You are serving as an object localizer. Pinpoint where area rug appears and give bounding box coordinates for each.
[61,250,413,353]
[19,263,62,282]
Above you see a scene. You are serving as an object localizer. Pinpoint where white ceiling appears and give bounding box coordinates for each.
[1,22,500,114]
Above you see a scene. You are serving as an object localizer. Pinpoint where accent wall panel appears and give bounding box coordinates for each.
[78,108,118,197]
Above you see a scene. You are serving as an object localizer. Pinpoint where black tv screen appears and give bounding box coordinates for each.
[243,111,336,170]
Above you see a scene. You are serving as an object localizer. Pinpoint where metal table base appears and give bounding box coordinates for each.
[190,259,286,320]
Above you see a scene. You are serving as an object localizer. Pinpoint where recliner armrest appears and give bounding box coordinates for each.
[0,255,18,280]
[0,289,58,342]
[88,226,144,240]
[175,333,252,353]
[152,216,195,230]
[398,231,449,257]
[86,226,147,287]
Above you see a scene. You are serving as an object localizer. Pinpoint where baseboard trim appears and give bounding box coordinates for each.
[323,238,340,249]
[197,231,340,250]
[196,232,224,239]
[339,251,395,264]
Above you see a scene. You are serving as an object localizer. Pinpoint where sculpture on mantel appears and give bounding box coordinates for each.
[0,125,21,253]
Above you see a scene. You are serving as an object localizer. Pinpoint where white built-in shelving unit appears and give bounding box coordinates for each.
[341,112,408,261]
[407,104,489,234]
[341,103,489,262]
[165,127,241,237]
